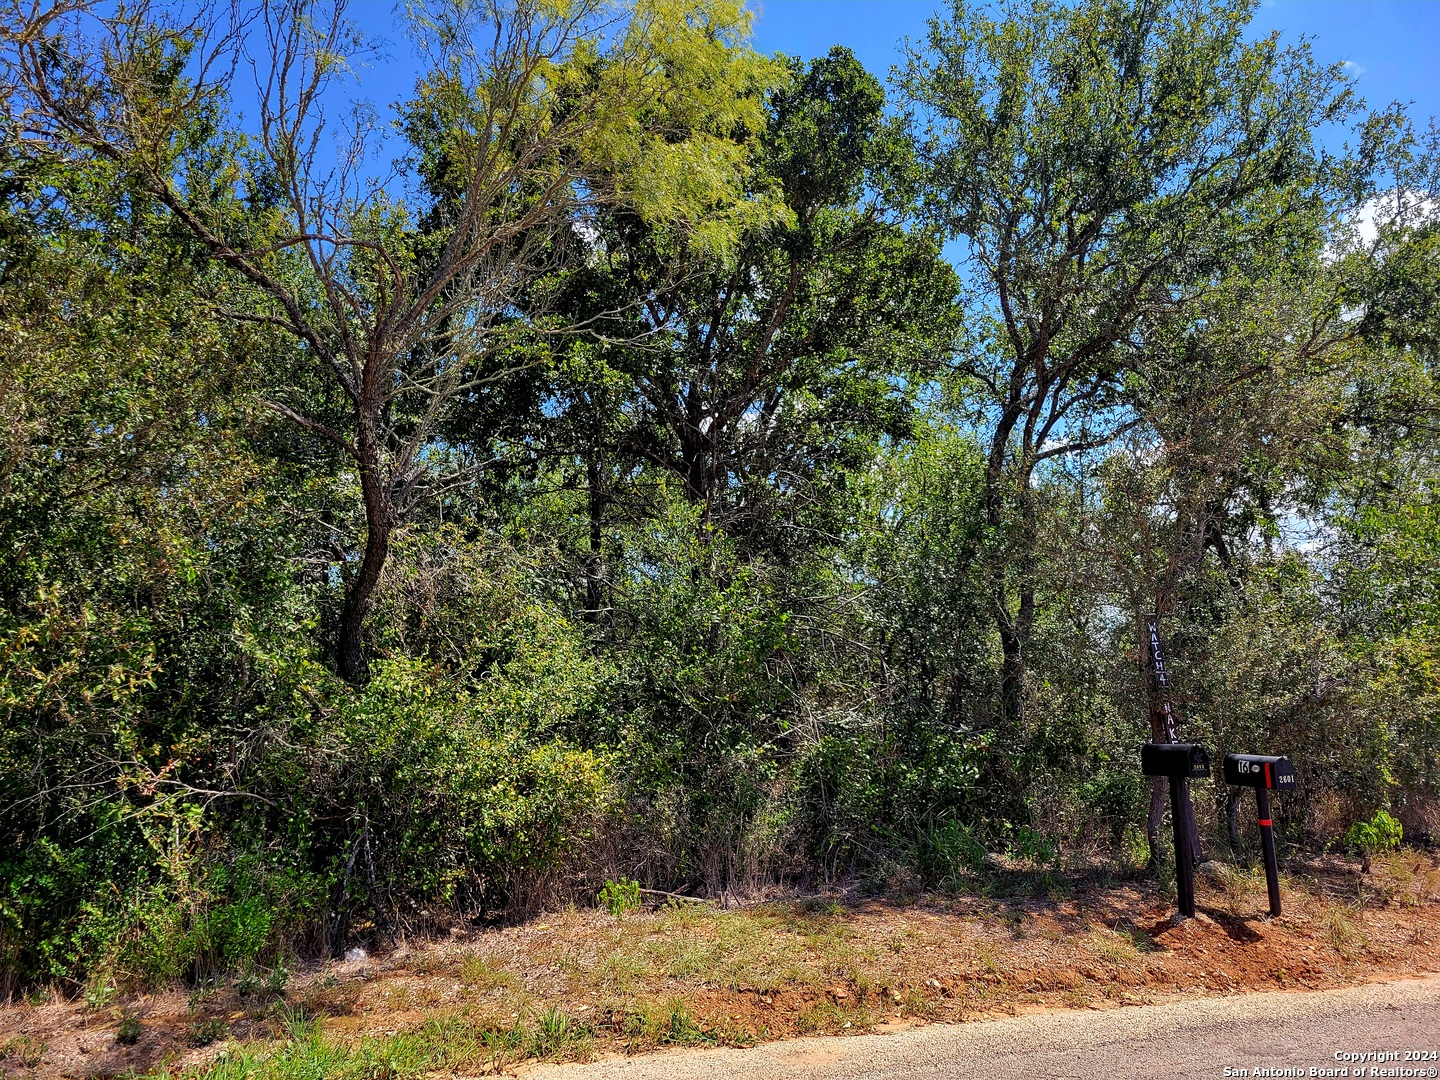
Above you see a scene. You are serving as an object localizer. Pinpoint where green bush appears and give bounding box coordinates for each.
[317,656,613,911]
[1002,824,1058,866]
[116,1014,143,1046]
[910,818,985,887]
[598,878,642,916]
[1345,809,1404,864]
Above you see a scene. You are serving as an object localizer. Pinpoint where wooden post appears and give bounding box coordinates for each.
[1143,614,1205,868]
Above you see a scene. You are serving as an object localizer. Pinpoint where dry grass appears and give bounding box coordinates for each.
[1323,904,1367,959]
[4,851,1439,1079]
[1085,924,1149,964]
[0,1035,46,1069]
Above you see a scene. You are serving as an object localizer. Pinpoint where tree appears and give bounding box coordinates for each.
[0,134,327,986]
[900,0,1360,736]
[527,47,959,584]
[4,0,784,681]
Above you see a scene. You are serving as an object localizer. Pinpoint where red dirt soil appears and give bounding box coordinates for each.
[3,851,1437,1078]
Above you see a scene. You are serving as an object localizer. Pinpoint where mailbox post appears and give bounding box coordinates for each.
[1142,615,1204,868]
[1223,754,1297,917]
[1141,742,1211,918]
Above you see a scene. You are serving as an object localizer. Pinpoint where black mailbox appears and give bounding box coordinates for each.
[1139,740,1210,919]
[1223,753,1297,791]
[1222,750,1297,917]
[1141,742,1211,780]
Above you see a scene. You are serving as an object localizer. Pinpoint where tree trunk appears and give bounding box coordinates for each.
[585,454,606,619]
[996,603,1028,732]
[1138,610,1206,867]
[337,417,392,684]
[1147,776,1166,865]
[337,523,389,684]
[983,415,1033,735]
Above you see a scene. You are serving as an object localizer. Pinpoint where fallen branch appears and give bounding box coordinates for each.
[639,887,712,904]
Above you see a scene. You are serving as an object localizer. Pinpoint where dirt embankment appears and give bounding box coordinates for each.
[3,852,1438,1079]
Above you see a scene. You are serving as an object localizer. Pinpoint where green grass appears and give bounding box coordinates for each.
[457,952,519,993]
[617,999,715,1048]
[147,1009,584,1079]
[636,905,843,994]
[1087,922,1156,962]
[794,1000,873,1035]
[1323,905,1368,959]
[138,901,870,1077]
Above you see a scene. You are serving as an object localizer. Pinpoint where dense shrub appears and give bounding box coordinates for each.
[2,0,1437,996]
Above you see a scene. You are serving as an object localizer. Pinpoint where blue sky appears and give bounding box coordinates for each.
[334,1,1437,140]
[747,0,1438,125]
[319,1,1436,181]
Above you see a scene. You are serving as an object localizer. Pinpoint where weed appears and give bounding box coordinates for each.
[972,942,1002,974]
[588,942,648,993]
[235,965,260,998]
[406,952,451,976]
[1364,848,1437,906]
[1003,824,1058,866]
[1110,922,1157,953]
[116,1014,143,1046]
[1022,869,1071,900]
[480,1023,528,1073]
[298,978,363,1017]
[898,985,935,1017]
[1088,927,1140,964]
[236,962,287,1001]
[796,1000,872,1034]
[552,943,597,977]
[1324,905,1368,959]
[1346,811,1403,871]
[643,908,805,994]
[660,1002,711,1046]
[530,1006,591,1058]
[383,982,417,1009]
[913,818,986,887]
[187,979,220,1012]
[705,1015,759,1047]
[268,1000,316,1040]
[84,977,118,1009]
[0,1035,45,1068]
[152,1013,501,1080]
[598,878,642,917]
[1118,824,1151,871]
[655,900,713,933]
[1212,863,1264,914]
[459,952,518,993]
[186,1018,230,1047]
[615,999,711,1048]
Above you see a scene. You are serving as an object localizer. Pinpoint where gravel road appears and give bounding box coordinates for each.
[523,975,1440,1080]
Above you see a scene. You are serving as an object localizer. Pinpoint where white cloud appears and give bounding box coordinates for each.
[1324,189,1438,263]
